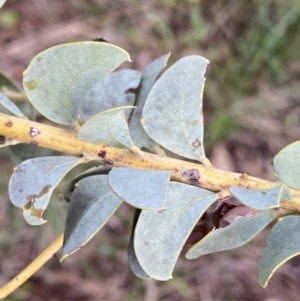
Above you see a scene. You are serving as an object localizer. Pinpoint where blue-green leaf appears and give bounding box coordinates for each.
[61,165,111,202]
[230,185,286,209]
[259,215,300,287]
[78,106,135,149]
[274,141,300,189]
[61,175,122,260]
[0,92,26,118]
[129,53,170,150]
[8,156,82,225]
[80,69,140,121]
[0,71,21,91]
[23,42,130,125]
[128,209,150,279]
[186,210,277,259]
[9,143,61,165]
[134,182,216,280]
[108,168,171,210]
[143,56,209,162]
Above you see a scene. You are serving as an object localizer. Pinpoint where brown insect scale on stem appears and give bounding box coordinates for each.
[182,169,200,185]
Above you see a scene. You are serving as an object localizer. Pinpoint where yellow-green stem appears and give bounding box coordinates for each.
[0,112,300,211]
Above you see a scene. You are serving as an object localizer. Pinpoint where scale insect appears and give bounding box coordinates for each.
[93,36,110,43]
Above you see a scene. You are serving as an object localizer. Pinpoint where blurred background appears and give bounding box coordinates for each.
[1,0,300,300]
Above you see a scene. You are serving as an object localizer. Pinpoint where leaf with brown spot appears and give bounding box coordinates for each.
[8,156,82,225]
[143,56,209,162]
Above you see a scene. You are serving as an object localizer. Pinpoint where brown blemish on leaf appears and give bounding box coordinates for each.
[5,121,13,127]
[29,127,41,137]
[26,184,52,203]
[192,139,201,148]
[182,169,200,185]
[98,150,106,158]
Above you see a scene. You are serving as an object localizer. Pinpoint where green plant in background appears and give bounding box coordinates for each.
[0,40,300,298]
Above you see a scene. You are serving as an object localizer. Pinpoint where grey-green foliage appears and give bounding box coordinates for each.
[62,175,123,260]
[8,156,82,225]
[5,41,300,287]
[108,168,171,210]
[143,56,209,162]
[186,210,277,259]
[134,182,216,280]
[129,53,170,150]
[229,185,289,209]
[23,42,131,125]
[9,143,61,165]
[274,141,300,189]
[128,209,150,279]
[259,215,300,287]
[0,92,26,118]
[80,69,141,121]
[78,106,135,148]
[0,71,21,92]
[61,165,111,202]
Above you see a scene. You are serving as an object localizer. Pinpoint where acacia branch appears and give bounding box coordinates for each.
[0,112,299,211]
[0,111,299,297]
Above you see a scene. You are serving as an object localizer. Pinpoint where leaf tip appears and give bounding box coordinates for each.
[61,246,81,262]
[185,252,193,260]
[60,255,67,262]
[260,281,268,288]
[259,273,271,288]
